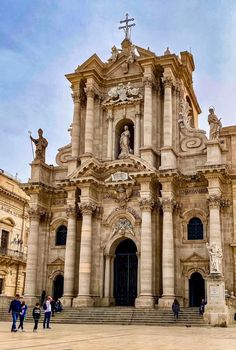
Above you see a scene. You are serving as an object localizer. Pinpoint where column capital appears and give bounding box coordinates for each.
[84,86,95,98]
[106,114,114,122]
[142,76,154,88]
[78,202,97,215]
[71,91,81,103]
[162,75,173,88]
[28,207,46,220]
[66,205,77,218]
[207,195,221,209]
[160,197,176,212]
[139,197,155,210]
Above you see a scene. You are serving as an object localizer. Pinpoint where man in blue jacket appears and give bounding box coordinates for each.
[8,294,21,332]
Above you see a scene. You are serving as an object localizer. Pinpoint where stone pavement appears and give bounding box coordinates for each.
[0,322,236,350]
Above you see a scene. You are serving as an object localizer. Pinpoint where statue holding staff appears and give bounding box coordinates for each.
[29,128,48,162]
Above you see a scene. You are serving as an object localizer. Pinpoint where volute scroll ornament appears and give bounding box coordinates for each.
[142,76,154,88]
[84,85,95,98]
[71,92,81,104]
[28,207,47,220]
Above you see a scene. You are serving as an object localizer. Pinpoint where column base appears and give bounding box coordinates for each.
[158,295,175,308]
[73,295,94,308]
[61,296,74,307]
[159,147,176,170]
[135,295,154,308]
[80,153,93,164]
[139,147,157,167]
[100,297,115,307]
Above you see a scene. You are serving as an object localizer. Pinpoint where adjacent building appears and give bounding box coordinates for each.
[0,170,29,302]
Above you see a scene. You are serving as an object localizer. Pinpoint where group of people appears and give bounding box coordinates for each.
[8,294,63,332]
[171,298,207,320]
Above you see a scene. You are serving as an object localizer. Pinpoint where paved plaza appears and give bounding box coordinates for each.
[0,322,236,350]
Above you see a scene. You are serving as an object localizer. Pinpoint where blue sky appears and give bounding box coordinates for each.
[0,0,236,181]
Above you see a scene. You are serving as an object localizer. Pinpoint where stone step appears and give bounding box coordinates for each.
[0,306,206,326]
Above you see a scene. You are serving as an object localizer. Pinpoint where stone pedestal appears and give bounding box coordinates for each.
[204,275,229,326]
[140,147,156,167]
[206,140,223,165]
[135,295,155,308]
[159,147,176,170]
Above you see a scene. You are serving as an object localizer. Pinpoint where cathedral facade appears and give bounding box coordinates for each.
[22,27,236,313]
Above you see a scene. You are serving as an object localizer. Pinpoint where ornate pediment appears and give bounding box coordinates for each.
[181,252,207,263]
[74,54,105,73]
[68,156,156,183]
[48,257,64,265]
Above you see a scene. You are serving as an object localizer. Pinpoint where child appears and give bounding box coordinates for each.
[32,303,41,332]
[18,300,27,331]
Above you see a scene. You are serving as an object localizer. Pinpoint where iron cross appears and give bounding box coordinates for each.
[118,13,135,40]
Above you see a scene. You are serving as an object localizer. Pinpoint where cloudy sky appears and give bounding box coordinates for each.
[0,0,236,181]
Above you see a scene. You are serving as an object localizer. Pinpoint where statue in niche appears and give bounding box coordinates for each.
[30,128,48,162]
[118,125,133,159]
[208,107,222,140]
[206,242,223,274]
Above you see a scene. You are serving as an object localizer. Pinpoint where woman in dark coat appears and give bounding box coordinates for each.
[172,298,180,320]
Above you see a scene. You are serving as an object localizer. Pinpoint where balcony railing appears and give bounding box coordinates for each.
[0,247,27,261]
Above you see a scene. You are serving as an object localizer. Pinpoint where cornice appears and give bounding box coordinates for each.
[0,186,28,204]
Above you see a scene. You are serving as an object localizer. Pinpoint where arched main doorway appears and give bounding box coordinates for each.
[53,274,64,300]
[189,272,205,307]
[114,239,137,306]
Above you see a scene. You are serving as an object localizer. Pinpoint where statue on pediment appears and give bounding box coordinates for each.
[30,128,48,162]
[108,45,120,62]
[208,107,222,140]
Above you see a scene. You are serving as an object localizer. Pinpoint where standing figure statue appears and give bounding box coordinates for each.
[118,125,133,159]
[208,107,222,140]
[206,242,223,275]
[30,128,48,162]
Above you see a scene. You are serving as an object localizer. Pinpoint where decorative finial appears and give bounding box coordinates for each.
[118,13,135,40]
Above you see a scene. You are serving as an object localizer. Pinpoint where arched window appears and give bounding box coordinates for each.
[55,225,67,246]
[188,217,203,240]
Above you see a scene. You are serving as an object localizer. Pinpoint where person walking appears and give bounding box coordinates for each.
[172,298,180,321]
[43,296,52,329]
[199,299,207,315]
[32,303,41,332]
[18,300,27,331]
[8,294,21,332]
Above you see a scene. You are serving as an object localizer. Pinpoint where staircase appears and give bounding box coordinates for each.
[0,307,207,326]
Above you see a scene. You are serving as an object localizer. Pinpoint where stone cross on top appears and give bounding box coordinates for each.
[119,13,135,40]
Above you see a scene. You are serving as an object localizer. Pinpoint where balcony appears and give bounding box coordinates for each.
[0,247,27,261]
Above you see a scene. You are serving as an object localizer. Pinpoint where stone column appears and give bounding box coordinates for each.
[208,195,222,248]
[74,202,96,307]
[62,205,77,306]
[162,76,173,147]
[24,208,43,303]
[135,197,154,308]
[84,84,95,156]
[101,253,111,306]
[106,111,114,160]
[143,77,153,147]
[159,198,175,307]
[134,113,141,156]
[71,92,81,159]
[160,74,176,169]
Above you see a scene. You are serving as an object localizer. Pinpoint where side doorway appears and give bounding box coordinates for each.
[53,274,64,300]
[189,272,205,307]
